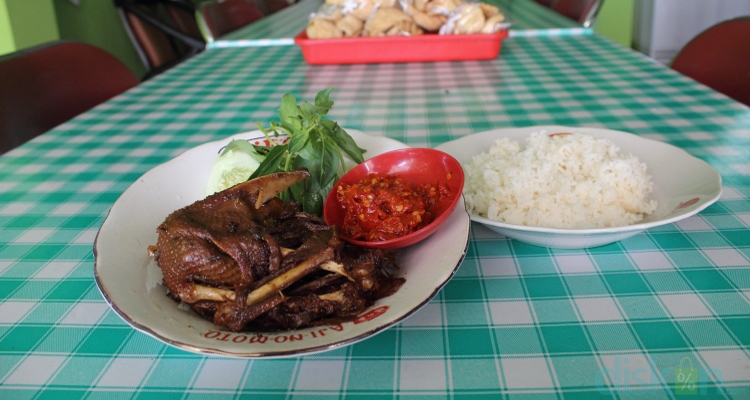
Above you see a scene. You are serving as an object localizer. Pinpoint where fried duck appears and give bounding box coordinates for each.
[149,170,404,332]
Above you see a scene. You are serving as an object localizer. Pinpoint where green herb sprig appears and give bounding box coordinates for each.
[249,88,365,215]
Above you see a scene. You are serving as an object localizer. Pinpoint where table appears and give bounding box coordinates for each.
[207,0,588,49]
[491,0,589,36]
[207,0,323,47]
[1,34,749,398]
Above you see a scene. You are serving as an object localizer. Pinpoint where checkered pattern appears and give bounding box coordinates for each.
[207,0,588,49]
[1,33,749,398]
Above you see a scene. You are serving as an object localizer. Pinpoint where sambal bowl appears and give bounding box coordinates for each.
[324,148,465,250]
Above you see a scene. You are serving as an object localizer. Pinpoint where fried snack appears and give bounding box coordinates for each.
[478,2,500,18]
[440,3,485,35]
[306,0,506,38]
[482,12,506,33]
[426,0,460,15]
[401,0,447,32]
[337,14,365,36]
[344,0,377,20]
[307,17,343,39]
[363,7,417,36]
[313,3,345,20]
[413,0,429,11]
[385,19,424,36]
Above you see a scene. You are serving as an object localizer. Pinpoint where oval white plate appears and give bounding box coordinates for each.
[94,129,470,357]
[435,126,722,249]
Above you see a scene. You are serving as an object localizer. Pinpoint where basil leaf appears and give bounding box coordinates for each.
[319,136,341,188]
[252,144,272,155]
[252,88,365,215]
[278,94,302,132]
[287,127,310,154]
[294,134,337,199]
[321,120,366,164]
[249,143,289,179]
[299,102,329,120]
[291,157,321,214]
[314,88,334,114]
[288,180,305,206]
[294,147,323,194]
[302,192,323,216]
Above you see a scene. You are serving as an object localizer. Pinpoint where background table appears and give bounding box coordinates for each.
[207,0,322,48]
[207,0,588,49]
[1,34,749,398]
[492,0,589,36]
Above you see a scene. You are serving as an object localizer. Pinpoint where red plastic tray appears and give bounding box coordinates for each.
[294,30,509,65]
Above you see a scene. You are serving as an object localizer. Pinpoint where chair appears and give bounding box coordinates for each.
[0,41,140,154]
[263,0,293,14]
[197,0,266,42]
[551,0,603,27]
[115,0,205,79]
[164,0,204,40]
[534,0,558,7]
[671,17,750,107]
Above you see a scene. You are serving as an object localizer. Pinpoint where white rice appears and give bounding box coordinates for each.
[464,132,658,229]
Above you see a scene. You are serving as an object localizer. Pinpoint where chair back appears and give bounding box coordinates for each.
[671,17,750,107]
[264,0,292,14]
[164,0,203,40]
[123,3,180,70]
[0,41,139,154]
[533,0,558,7]
[197,0,266,42]
[552,0,602,27]
[115,0,205,79]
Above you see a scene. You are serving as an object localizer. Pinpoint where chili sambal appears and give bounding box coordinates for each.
[335,173,451,242]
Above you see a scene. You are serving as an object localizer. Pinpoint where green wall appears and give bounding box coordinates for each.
[0,0,144,78]
[593,0,634,48]
[0,0,59,56]
[0,0,14,55]
[53,0,146,78]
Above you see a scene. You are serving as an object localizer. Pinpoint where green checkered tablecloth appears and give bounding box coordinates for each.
[1,34,749,398]
[207,0,588,49]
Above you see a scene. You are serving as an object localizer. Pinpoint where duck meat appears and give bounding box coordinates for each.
[148,170,404,332]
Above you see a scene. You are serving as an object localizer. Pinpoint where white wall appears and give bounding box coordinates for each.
[633,0,750,64]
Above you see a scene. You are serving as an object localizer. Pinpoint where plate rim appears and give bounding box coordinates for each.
[94,130,471,358]
[435,125,723,235]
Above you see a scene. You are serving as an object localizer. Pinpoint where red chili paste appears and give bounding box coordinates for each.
[335,173,450,242]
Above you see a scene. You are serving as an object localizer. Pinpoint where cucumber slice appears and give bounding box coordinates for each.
[205,140,264,195]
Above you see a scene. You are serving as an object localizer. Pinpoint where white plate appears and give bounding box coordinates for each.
[94,129,470,358]
[435,126,722,249]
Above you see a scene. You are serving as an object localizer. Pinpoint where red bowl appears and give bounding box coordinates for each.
[324,148,464,250]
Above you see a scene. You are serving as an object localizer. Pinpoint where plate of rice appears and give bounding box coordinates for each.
[434,126,722,249]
